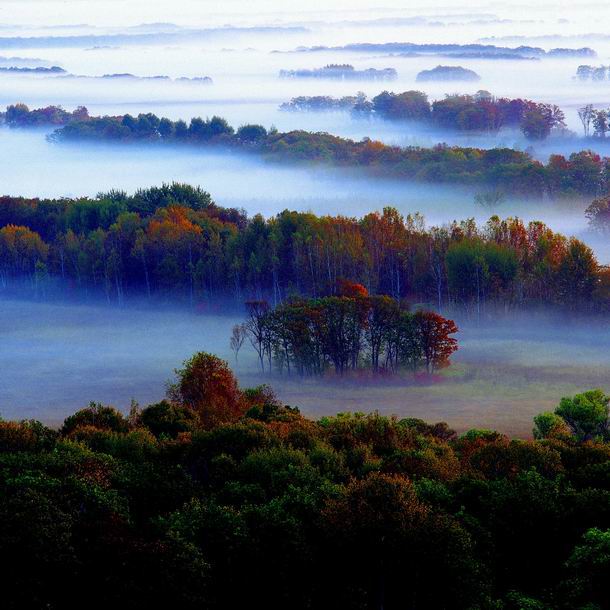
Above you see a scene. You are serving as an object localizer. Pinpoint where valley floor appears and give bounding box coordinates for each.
[2,298,608,436]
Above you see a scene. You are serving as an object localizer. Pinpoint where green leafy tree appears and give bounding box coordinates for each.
[563,528,610,609]
[554,389,609,441]
[532,411,571,440]
[62,402,129,434]
[140,400,200,437]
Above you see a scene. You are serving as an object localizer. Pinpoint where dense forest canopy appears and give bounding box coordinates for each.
[3,104,610,197]
[0,183,607,311]
[0,352,608,609]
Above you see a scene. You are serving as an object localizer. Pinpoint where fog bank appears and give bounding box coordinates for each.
[1,299,608,436]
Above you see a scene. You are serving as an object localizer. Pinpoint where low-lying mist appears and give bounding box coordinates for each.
[1,298,608,436]
[2,54,609,140]
[0,126,604,261]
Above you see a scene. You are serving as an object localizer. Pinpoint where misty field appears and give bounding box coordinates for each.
[2,298,607,436]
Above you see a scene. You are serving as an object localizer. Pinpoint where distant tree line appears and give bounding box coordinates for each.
[415,65,480,82]
[0,183,608,312]
[0,351,608,609]
[280,92,367,112]
[3,104,610,197]
[0,65,65,73]
[576,64,610,81]
[282,90,567,140]
[235,287,458,377]
[279,64,397,81]
[299,41,596,59]
[3,103,89,126]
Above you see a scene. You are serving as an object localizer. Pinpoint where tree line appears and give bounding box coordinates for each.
[282,90,567,140]
[235,288,458,377]
[3,103,89,126]
[576,64,610,81]
[3,104,610,197]
[1,184,608,312]
[0,351,608,609]
[299,41,595,59]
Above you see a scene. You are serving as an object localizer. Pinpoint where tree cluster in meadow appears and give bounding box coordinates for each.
[282,90,566,140]
[576,103,610,138]
[280,92,368,112]
[1,184,607,311]
[234,288,458,377]
[0,352,608,609]
[279,63,398,81]
[576,64,610,81]
[3,104,609,197]
[415,65,481,82]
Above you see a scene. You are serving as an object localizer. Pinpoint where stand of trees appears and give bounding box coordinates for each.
[279,64,397,81]
[416,65,481,82]
[2,104,609,197]
[280,92,367,112]
[577,103,610,138]
[576,64,610,81]
[237,289,458,376]
[0,184,607,312]
[0,352,608,609]
[586,194,610,233]
[281,90,567,140]
[3,102,89,126]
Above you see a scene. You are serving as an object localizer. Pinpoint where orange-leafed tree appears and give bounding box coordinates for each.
[337,278,369,298]
[0,224,48,280]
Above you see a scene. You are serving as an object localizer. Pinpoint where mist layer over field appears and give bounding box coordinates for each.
[2,126,606,262]
[1,299,608,436]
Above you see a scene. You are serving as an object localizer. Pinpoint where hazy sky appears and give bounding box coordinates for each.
[0,0,606,27]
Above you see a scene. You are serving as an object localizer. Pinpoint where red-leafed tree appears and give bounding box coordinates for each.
[169,352,245,428]
[415,310,459,373]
